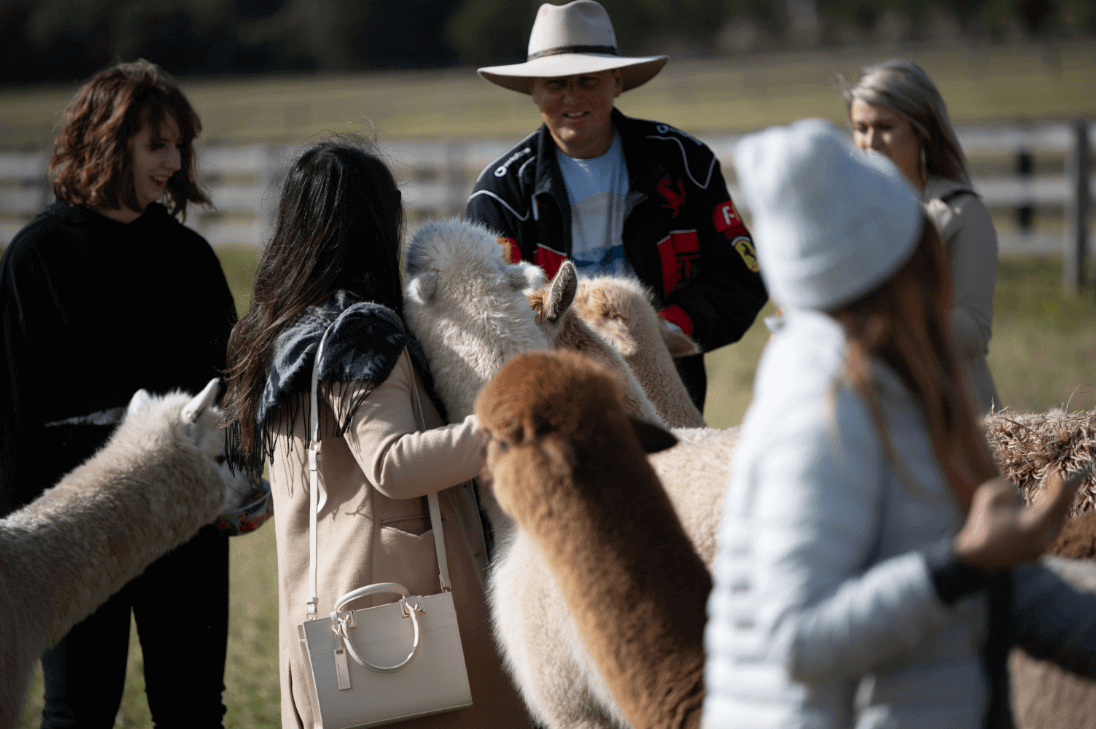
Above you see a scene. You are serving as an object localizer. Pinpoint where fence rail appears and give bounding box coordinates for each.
[2,120,1092,286]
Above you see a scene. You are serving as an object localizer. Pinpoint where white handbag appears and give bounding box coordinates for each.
[296,325,473,729]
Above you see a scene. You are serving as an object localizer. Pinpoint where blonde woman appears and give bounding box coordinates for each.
[845,58,1001,414]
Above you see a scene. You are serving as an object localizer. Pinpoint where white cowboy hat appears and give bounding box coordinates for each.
[478,1,668,94]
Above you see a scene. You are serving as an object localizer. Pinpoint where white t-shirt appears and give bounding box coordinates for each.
[556,132,633,277]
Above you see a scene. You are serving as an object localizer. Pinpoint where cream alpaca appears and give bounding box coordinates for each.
[571,275,706,428]
[527,262,664,428]
[0,380,230,728]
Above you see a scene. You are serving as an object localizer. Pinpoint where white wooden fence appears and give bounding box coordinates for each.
[2,120,1092,287]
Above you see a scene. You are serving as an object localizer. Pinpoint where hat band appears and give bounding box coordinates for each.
[527,44,619,61]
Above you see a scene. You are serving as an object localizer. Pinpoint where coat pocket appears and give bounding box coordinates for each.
[376,520,441,598]
[379,514,430,537]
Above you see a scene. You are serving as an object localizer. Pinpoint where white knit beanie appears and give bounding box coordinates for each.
[733,118,924,311]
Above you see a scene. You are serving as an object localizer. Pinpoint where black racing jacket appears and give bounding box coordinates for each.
[465,108,767,353]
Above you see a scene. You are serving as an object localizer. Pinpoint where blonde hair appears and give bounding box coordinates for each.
[843,59,970,185]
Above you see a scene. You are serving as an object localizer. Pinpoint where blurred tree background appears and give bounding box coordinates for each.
[1,0,1092,85]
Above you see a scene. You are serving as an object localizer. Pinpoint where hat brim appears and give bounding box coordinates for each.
[478,54,668,94]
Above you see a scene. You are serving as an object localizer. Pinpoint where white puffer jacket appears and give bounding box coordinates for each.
[704,310,989,729]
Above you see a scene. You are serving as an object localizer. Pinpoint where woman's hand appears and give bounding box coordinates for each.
[954,469,1087,575]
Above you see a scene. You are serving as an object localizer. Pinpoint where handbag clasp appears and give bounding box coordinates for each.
[401,596,424,616]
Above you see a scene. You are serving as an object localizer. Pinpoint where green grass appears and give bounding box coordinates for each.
[985,256,1096,413]
[16,249,1096,727]
[704,256,1096,428]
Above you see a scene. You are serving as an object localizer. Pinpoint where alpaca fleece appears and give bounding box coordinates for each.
[403,218,736,728]
[984,408,1096,516]
[527,264,664,427]
[984,408,1096,728]
[571,275,706,429]
[478,351,708,729]
[403,217,550,421]
[0,389,225,729]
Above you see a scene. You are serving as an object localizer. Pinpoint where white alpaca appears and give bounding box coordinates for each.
[0,380,233,729]
[403,217,550,421]
[571,275,707,429]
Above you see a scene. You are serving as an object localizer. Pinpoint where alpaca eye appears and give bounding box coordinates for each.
[214,455,227,465]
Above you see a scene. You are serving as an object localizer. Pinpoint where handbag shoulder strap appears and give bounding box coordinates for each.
[306,323,335,617]
[410,373,452,593]
[307,339,453,616]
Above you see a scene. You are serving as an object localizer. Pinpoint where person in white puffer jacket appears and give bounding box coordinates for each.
[704,119,1096,729]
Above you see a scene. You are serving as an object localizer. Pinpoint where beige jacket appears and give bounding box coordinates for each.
[924,176,1002,414]
[271,347,533,729]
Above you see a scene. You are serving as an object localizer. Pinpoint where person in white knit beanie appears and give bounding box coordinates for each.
[703,118,1092,729]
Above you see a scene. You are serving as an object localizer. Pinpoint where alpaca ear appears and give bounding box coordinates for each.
[660,320,702,357]
[629,417,677,454]
[514,261,547,295]
[544,261,577,325]
[181,378,221,424]
[127,388,155,416]
[407,272,438,304]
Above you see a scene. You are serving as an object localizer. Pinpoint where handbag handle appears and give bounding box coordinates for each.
[334,581,410,611]
[332,583,422,673]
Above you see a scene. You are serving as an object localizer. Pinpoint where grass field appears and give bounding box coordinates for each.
[14,249,1096,727]
[2,39,1094,149]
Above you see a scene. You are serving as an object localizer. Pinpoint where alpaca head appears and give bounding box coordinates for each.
[403,218,551,419]
[475,350,677,517]
[572,276,700,359]
[126,378,268,521]
[571,275,706,429]
[528,266,665,426]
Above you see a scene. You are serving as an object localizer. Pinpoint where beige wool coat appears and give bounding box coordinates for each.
[270,347,534,729]
[924,175,1002,414]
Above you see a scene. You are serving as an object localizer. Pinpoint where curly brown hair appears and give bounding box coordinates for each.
[49,59,210,219]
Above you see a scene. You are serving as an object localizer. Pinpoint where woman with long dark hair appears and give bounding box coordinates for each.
[223,136,533,729]
[0,59,235,726]
[703,119,1093,728]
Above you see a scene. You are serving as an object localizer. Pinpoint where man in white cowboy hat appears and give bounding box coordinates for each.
[465,0,767,412]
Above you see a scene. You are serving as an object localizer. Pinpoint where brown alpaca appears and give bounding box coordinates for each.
[984,408,1096,516]
[477,350,710,729]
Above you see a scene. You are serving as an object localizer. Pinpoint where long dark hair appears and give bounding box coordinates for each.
[832,216,997,512]
[223,136,405,462]
[50,58,209,219]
